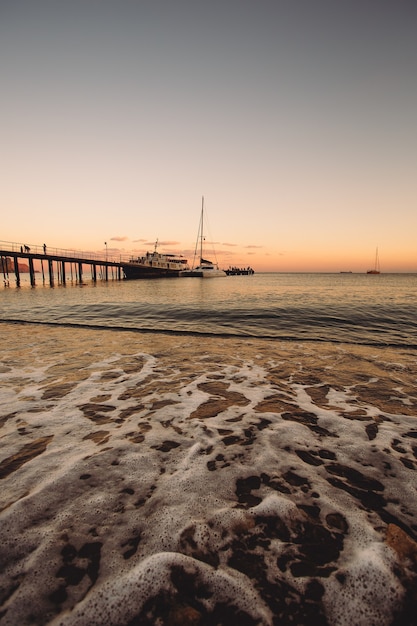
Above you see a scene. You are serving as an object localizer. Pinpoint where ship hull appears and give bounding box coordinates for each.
[122,264,183,279]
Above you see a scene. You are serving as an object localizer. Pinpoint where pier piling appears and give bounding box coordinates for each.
[29,257,35,286]
[48,259,54,286]
[13,256,20,286]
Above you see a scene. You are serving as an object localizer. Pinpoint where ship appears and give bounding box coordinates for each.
[122,241,189,279]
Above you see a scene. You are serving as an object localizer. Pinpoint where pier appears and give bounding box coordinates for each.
[225,266,255,276]
[0,241,124,287]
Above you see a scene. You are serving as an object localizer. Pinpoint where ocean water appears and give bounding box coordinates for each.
[2,272,417,346]
[1,273,417,625]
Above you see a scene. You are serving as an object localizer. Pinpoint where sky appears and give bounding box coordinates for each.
[1,0,416,272]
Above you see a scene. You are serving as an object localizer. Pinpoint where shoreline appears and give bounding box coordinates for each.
[1,323,417,624]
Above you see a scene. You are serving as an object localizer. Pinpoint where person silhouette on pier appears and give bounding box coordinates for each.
[43,244,47,254]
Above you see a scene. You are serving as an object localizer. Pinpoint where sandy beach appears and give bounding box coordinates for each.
[1,322,417,625]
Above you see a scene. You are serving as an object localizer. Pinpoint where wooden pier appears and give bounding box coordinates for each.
[0,241,124,287]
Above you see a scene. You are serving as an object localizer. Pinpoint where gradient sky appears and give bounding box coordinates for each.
[1,0,416,271]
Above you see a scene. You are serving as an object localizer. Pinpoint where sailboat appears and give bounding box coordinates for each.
[367,247,381,274]
[181,197,226,278]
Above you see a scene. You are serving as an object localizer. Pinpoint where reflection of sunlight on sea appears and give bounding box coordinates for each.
[1,323,417,624]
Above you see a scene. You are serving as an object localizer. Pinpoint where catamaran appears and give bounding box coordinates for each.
[181,198,226,278]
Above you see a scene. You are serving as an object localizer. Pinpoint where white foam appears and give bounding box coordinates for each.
[1,326,416,625]
[324,543,404,626]
[251,492,300,523]
[51,552,272,626]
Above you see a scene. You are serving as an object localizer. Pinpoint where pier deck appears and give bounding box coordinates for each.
[1,241,124,286]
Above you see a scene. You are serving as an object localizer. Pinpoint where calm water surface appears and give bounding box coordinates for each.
[1,273,417,347]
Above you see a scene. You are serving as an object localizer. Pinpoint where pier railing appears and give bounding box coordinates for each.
[0,240,131,264]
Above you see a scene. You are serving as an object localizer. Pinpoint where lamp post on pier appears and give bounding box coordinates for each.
[104,242,108,281]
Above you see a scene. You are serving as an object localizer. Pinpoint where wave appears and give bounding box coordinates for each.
[2,317,417,350]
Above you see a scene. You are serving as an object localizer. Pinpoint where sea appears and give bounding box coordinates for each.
[1,271,417,346]
[1,273,417,625]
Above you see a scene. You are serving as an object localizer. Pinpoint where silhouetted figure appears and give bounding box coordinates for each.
[43,244,47,254]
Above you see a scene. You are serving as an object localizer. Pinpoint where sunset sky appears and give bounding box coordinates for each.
[1,0,416,272]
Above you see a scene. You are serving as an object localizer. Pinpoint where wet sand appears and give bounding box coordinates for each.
[1,322,417,625]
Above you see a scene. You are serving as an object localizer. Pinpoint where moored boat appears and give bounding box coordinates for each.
[180,197,226,278]
[367,247,381,274]
[181,259,226,278]
[122,241,189,279]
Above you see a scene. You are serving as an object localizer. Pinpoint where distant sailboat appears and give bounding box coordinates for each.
[367,247,381,274]
[181,197,226,278]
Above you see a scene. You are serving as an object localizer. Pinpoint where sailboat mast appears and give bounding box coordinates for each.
[200,196,204,263]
